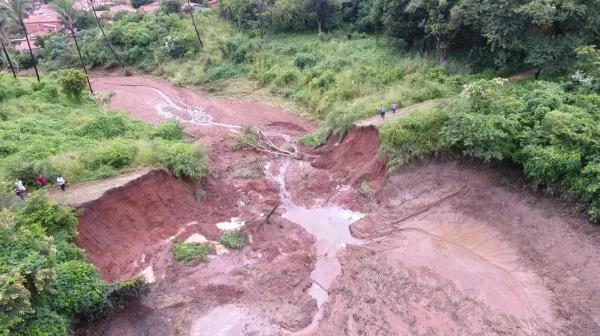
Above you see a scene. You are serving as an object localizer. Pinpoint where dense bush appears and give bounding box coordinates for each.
[382,77,600,222]
[157,142,209,178]
[0,76,208,184]
[152,120,184,140]
[54,261,106,316]
[80,139,138,170]
[59,69,87,98]
[380,108,446,169]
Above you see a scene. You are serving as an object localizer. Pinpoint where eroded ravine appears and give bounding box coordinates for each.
[74,75,600,335]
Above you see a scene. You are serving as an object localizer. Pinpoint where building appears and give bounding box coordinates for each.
[23,5,62,35]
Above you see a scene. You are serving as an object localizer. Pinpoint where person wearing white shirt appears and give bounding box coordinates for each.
[57,177,66,191]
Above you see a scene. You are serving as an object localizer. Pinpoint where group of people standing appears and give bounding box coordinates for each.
[13,175,66,202]
[378,102,399,119]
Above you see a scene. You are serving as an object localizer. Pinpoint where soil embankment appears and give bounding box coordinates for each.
[75,75,600,335]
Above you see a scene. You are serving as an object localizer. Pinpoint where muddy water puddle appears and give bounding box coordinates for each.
[266,160,364,333]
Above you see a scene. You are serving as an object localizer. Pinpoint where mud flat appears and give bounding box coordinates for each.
[327,161,600,335]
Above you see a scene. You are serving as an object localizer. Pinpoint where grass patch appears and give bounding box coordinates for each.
[171,242,215,263]
[219,230,247,249]
[299,128,330,149]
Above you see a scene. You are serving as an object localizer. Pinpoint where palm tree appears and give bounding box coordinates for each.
[0,14,17,78]
[87,0,127,72]
[51,0,93,93]
[1,0,40,81]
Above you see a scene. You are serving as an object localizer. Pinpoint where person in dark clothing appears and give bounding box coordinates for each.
[14,185,24,202]
[392,102,398,114]
[379,104,386,119]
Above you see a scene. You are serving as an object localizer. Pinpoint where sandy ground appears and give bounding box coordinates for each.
[74,74,600,335]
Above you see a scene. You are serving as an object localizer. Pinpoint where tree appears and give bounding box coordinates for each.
[51,0,93,93]
[0,14,16,78]
[1,0,40,81]
[87,0,127,72]
[130,0,151,8]
[160,0,182,14]
[59,68,87,97]
[406,0,460,64]
[302,0,340,34]
[220,0,253,28]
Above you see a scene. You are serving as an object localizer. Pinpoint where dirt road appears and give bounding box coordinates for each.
[75,74,600,335]
[49,168,153,207]
[356,99,442,127]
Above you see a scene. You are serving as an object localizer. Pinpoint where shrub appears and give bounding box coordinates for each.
[81,139,138,170]
[357,181,375,200]
[380,108,447,169]
[14,308,69,336]
[523,147,582,186]
[152,120,184,140]
[219,230,246,249]
[17,191,77,239]
[299,128,329,149]
[59,69,87,98]
[80,277,149,322]
[79,114,130,139]
[0,272,32,332]
[171,242,215,263]
[294,53,317,69]
[157,142,208,178]
[53,261,107,316]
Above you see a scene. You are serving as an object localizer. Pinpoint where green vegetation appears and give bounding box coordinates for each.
[380,77,600,222]
[0,191,148,335]
[171,242,215,263]
[219,230,247,249]
[0,73,207,184]
[0,71,199,334]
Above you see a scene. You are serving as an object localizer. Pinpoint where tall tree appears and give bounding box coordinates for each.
[0,14,17,78]
[406,0,460,64]
[302,0,340,34]
[87,0,127,72]
[2,0,40,81]
[51,0,93,93]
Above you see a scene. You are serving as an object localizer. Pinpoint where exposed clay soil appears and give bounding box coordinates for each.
[75,74,600,335]
[286,126,386,211]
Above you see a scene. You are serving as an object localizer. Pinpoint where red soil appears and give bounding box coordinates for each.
[76,74,600,335]
[286,126,386,210]
[77,170,237,282]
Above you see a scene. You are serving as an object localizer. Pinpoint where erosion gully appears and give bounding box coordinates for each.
[80,75,600,335]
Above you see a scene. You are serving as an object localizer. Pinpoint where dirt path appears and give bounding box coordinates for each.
[75,74,600,335]
[355,99,442,127]
[49,168,153,207]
